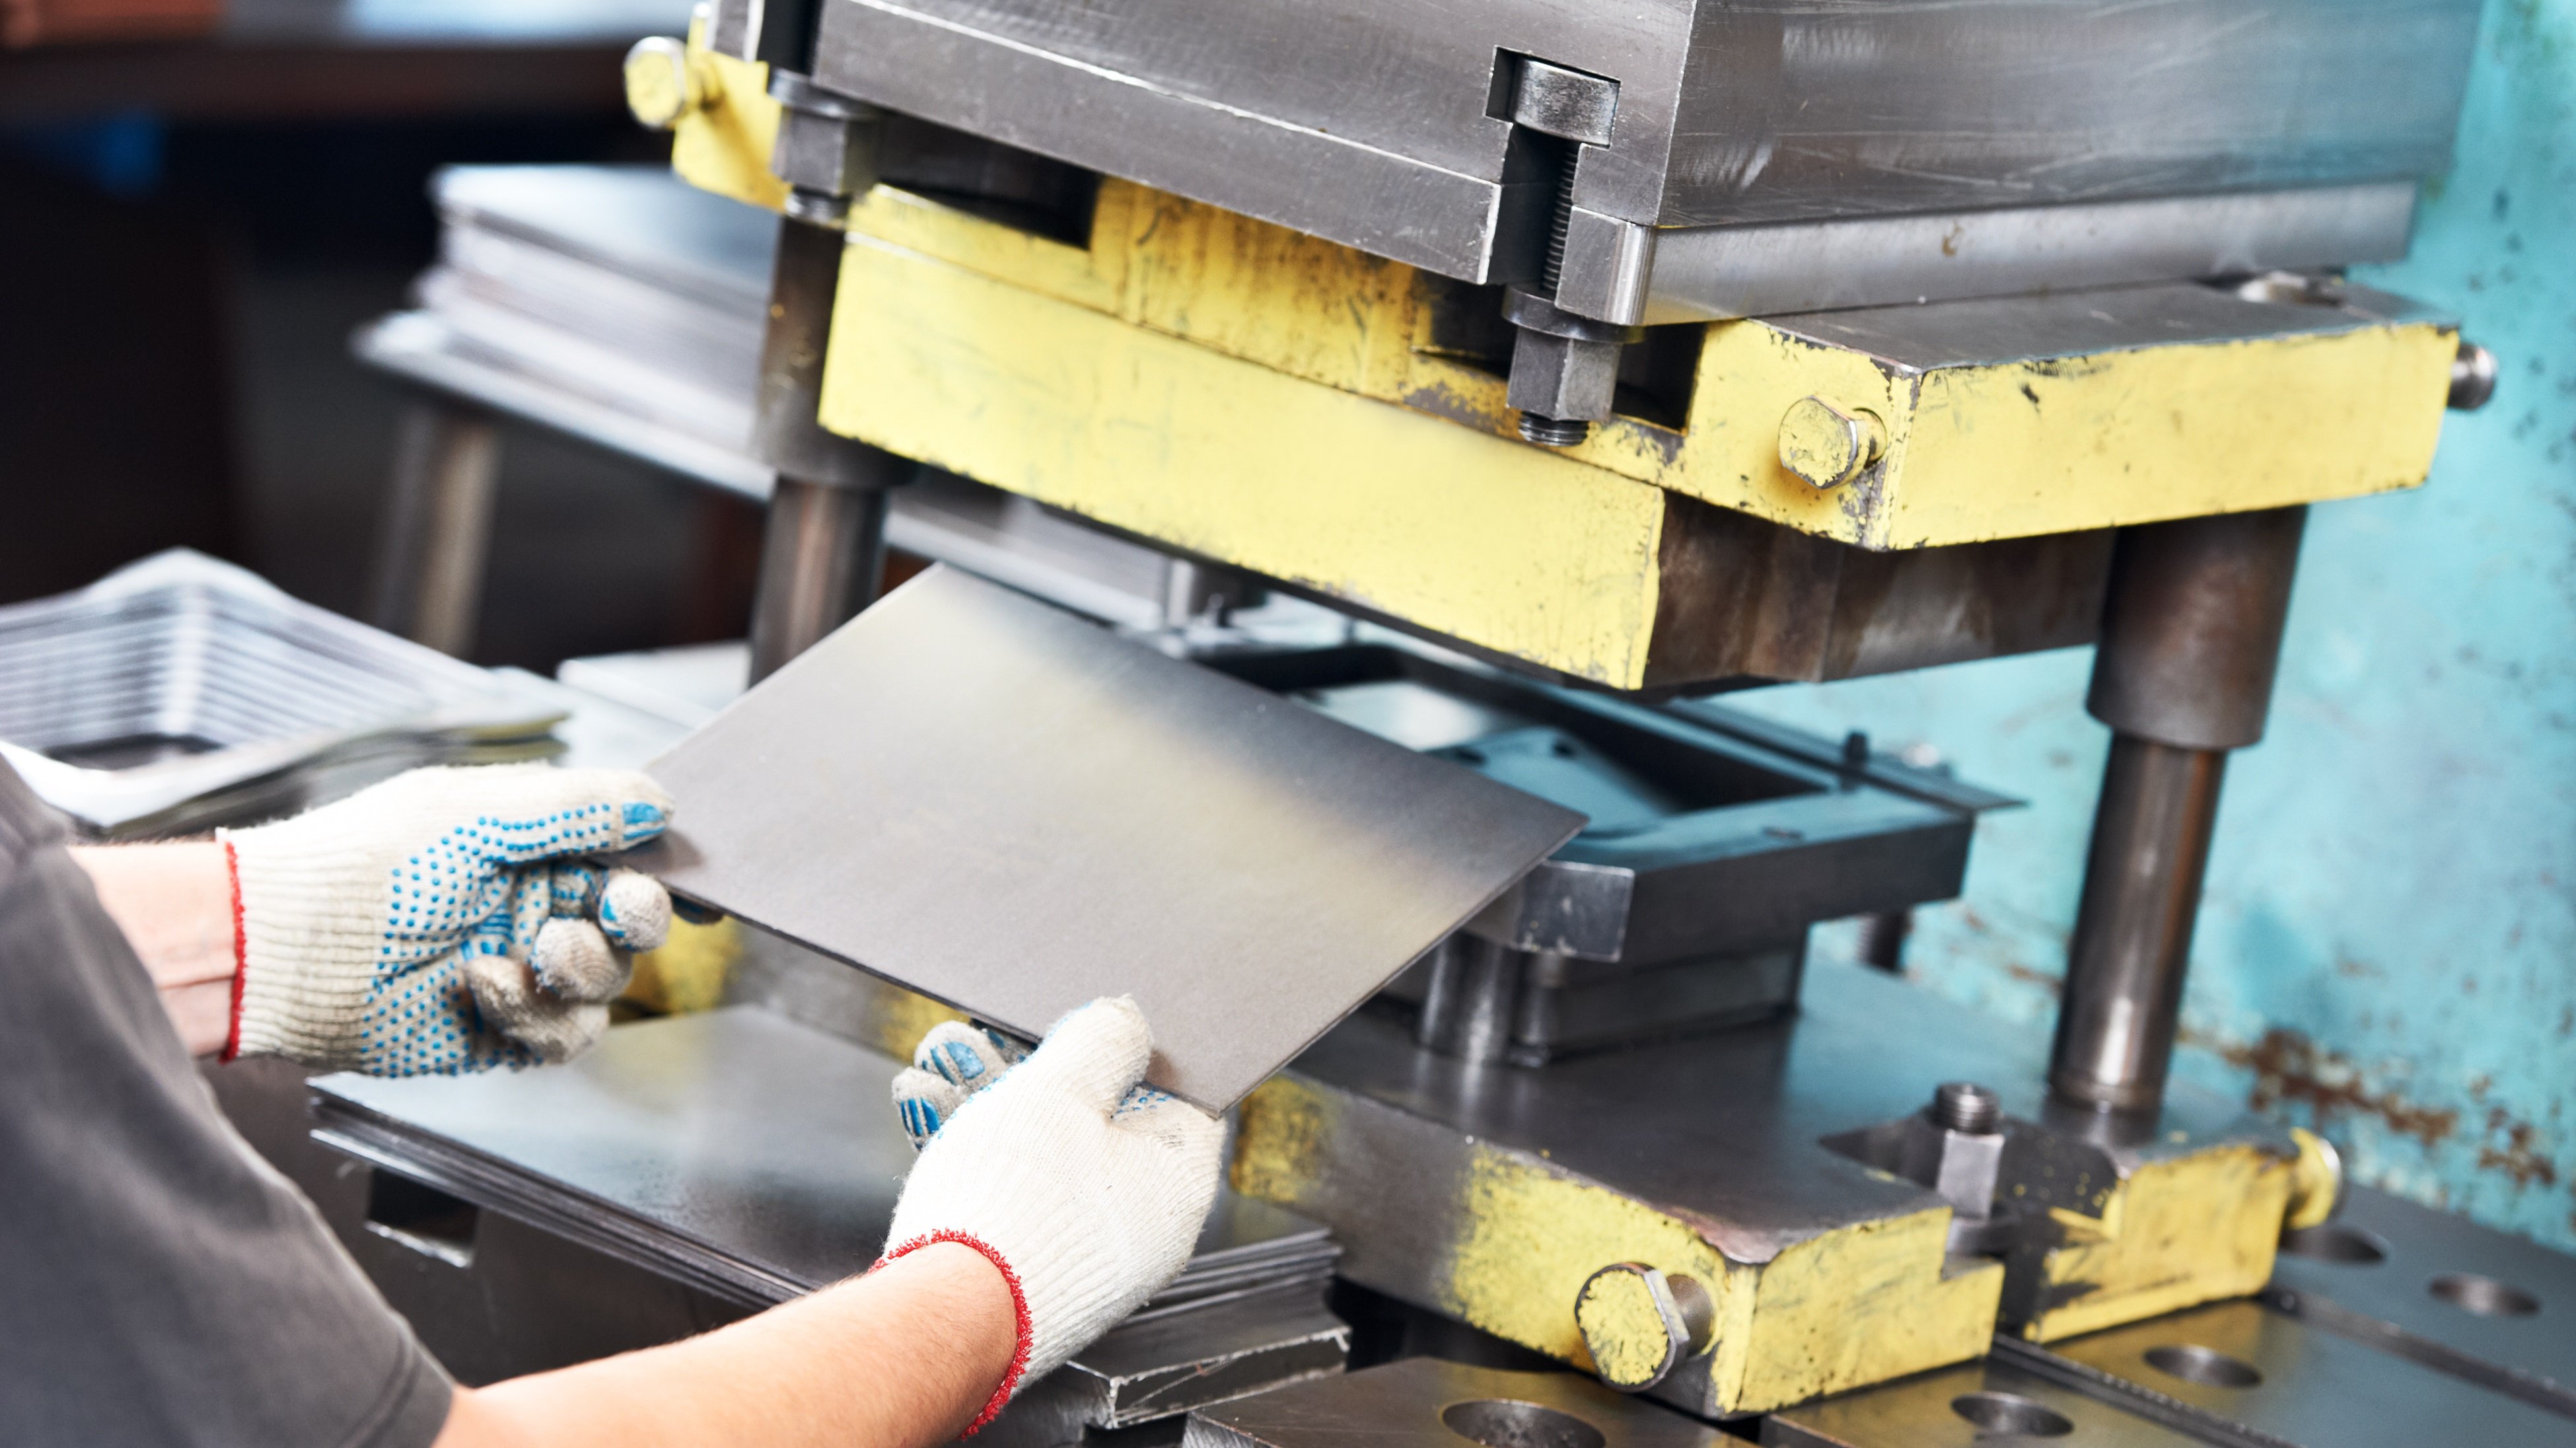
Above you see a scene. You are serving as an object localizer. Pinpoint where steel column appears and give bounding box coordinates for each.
[1415,935,1526,1065]
[370,398,501,657]
[2050,506,2307,1114]
[748,478,889,680]
[746,215,910,682]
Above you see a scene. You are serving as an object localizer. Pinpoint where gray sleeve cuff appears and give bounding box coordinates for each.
[340,1333,454,1448]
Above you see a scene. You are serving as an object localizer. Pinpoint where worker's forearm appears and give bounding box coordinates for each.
[435,1241,1019,1448]
[67,842,234,1057]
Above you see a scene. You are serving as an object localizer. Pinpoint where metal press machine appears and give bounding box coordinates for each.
[586,0,2563,1439]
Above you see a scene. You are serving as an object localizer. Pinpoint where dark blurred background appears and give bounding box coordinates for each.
[0,0,762,670]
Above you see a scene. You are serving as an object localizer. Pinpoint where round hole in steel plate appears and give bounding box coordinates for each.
[1441,1400,1606,1448]
[1949,1393,2073,1437]
[2279,1223,2389,1265]
[2429,1272,2540,1317]
[2143,1344,2264,1389]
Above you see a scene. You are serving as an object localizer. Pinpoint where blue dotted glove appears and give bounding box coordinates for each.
[217,764,675,1074]
[893,1021,1030,1147]
[880,999,1224,1426]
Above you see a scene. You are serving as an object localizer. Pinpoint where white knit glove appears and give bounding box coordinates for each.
[880,998,1225,1431]
[217,764,676,1075]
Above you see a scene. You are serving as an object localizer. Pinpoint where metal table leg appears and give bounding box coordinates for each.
[370,397,501,657]
[2050,505,2307,1116]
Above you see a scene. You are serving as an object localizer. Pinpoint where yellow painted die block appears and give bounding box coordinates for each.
[1231,1071,2004,1418]
[667,15,788,215]
[808,176,2458,685]
[1684,291,2458,550]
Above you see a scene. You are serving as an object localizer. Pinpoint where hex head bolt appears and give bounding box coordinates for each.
[1575,1263,1715,1392]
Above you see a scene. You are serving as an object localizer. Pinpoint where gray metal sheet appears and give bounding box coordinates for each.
[311,1007,1338,1303]
[1185,1358,1729,1448]
[316,1006,919,1297]
[307,1008,1348,1428]
[1761,281,2451,377]
[1765,1359,2208,1448]
[2027,1297,2574,1445]
[1633,184,2419,326]
[636,567,1583,1110]
[434,164,777,313]
[2269,1184,2576,1414]
[1206,640,1981,968]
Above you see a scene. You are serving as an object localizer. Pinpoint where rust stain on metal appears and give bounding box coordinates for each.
[2475,1107,2560,1189]
[2003,961,2065,996]
[2221,1027,2460,1148]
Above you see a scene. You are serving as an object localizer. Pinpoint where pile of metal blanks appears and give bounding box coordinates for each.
[363,164,779,494]
[363,163,1257,637]
[308,1005,1347,1441]
[0,549,561,838]
[1201,638,2007,1064]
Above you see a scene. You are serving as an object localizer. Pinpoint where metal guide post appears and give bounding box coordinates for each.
[745,212,908,682]
[2051,507,2307,1115]
[369,398,501,657]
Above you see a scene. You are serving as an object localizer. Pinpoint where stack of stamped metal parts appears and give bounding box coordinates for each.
[0,550,560,838]
[305,1002,1347,1444]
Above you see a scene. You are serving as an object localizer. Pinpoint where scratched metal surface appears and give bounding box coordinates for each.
[637,567,1583,1112]
[1731,0,2576,1252]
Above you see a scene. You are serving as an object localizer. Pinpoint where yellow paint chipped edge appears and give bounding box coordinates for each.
[827,180,2459,553]
[2022,1142,2294,1342]
[819,226,1672,688]
[670,16,789,214]
[1233,1074,2000,1415]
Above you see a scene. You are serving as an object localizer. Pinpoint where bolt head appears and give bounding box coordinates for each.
[1575,1263,1712,1392]
[2449,341,2498,412]
[623,36,697,131]
[1778,396,1885,490]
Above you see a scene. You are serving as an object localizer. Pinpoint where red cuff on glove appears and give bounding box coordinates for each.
[874,1230,1034,1436]
[218,837,247,1065]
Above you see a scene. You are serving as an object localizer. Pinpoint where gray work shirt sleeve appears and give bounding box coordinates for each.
[0,762,452,1447]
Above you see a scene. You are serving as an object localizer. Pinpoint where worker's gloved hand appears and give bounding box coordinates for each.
[880,998,1224,1431]
[892,1020,1028,1146]
[217,764,676,1075]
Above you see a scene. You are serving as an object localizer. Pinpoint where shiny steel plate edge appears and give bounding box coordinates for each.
[1636,184,2419,325]
[812,0,1512,281]
[634,566,1586,1110]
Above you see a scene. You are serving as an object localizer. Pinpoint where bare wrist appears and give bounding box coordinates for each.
[69,841,236,1056]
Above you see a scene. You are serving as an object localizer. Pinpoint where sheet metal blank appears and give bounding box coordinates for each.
[637,567,1583,1109]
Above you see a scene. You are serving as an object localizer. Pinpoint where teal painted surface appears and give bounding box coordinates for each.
[1736,0,2576,1250]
